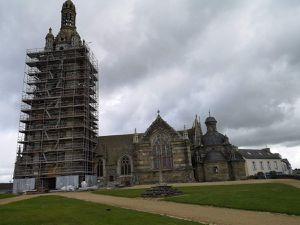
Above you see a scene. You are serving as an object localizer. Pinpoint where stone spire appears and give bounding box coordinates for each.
[192,114,202,146]
[183,125,189,140]
[45,27,54,51]
[133,128,139,144]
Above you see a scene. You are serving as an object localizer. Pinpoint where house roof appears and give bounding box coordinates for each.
[282,158,291,166]
[238,148,281,159]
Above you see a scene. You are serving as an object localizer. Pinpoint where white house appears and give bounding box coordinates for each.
[238,148,290,177]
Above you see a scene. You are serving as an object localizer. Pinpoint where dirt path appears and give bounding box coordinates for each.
[125,179,300,189]
[54,192,300,225]
[0,194,39,206]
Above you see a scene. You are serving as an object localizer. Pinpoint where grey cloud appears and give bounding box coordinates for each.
[1,0,300,182]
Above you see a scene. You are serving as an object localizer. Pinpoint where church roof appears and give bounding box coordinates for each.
[98,134,135,149]
[144,114,179,138]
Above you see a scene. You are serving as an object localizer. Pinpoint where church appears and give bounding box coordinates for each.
[96,113,246,186]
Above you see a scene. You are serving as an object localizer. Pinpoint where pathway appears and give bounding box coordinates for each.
[55,192,300,225]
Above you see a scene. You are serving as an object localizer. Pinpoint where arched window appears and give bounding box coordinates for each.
[152,134,173,170]
[97,159,104,177]
[120,156,131,175]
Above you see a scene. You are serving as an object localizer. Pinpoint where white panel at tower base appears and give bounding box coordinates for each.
[13,178,35,194]
[85,175,97,187]
[56,176,79,190]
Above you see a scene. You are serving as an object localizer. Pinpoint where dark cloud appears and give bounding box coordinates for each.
[0,0,300,181]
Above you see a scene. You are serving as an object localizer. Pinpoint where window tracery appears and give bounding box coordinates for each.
[120,155,131,175]
[152,134,173,170]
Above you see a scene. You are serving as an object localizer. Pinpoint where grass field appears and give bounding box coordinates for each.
[94,183,300,215]
[0,195,203,225]
[0,194,15,199]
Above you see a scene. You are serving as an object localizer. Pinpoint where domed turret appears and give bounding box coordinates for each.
[205,116,217,126]
[205,111,217,133]
[62,0,76,10]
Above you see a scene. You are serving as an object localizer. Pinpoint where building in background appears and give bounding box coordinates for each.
[238,148,292,177]
[13,0,99,193]
[281,158,293,175]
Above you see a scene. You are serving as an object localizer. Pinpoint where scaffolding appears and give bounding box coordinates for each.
[14,44,99,190]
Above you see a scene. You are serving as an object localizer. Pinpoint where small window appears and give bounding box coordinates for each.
[213,166,219,174]
[60,47,64,50]
[274,161,278,170]
[96,160,104,177]
[267,161,271,170]
[260,161,264,170]
[252,161,257,171]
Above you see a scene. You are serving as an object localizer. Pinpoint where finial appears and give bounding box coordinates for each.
[49,27,52,33]
[157,110,160,115]
[184,125,186,130]
[134,128,137,134]
[209,109,211,117]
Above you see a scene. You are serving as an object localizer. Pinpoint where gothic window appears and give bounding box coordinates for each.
[152,134,173,170]
[120,156,131,175]
[96,159,104,177]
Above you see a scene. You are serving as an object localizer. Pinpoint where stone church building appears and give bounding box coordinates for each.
[96,113,246,186]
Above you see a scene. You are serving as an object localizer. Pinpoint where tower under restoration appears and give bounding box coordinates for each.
[13,0,99,193]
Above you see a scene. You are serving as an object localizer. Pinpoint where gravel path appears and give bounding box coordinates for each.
[55,192,300,225]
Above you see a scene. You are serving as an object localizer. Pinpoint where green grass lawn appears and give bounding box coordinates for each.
[0,195,203,225]
[0,194,15,199]
[94,183,300,215]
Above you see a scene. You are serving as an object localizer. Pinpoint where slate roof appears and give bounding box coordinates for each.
[143,114,179,138]
[282,158,291,167]
[98,134,135,149]
[238,148,281,159]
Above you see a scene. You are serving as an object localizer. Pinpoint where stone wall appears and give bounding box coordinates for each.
[231,161,247,180]
[204,161,230,182]
[135,169,194,184]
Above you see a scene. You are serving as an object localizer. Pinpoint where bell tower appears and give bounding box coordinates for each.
[61,0,76,29]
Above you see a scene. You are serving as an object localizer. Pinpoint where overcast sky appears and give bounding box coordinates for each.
[0,0,300,182]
